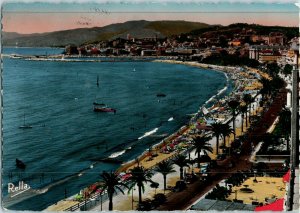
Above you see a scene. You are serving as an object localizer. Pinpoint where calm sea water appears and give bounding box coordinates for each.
[2,48,232,210]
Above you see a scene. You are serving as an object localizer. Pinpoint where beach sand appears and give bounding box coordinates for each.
[227,177,286,204]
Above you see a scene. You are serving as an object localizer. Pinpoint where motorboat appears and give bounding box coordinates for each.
[157,93,166,97]
[94,106,116,113]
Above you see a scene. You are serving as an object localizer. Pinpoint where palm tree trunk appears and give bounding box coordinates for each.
[245,109,248,127]
[197,151,200,168]
[233,116,236,140]
[138,185,142,204]
[109,193,113,211]
[241,114,244,132]
[216,136,219,155]
[180,167,183,180]
[163,175,167,192]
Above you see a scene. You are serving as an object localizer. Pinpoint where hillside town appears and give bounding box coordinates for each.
[64,26,299,67]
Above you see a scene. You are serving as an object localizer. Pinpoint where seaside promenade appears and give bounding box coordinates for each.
[45,61,273,211]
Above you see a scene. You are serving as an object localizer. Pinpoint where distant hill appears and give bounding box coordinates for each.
[3,20,211,47]
[189,23,298,40]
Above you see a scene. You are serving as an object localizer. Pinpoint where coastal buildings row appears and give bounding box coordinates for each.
[64,32,298,66]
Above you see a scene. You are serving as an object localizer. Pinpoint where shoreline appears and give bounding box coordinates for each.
[44,60,262,211]
[116,60,237,173]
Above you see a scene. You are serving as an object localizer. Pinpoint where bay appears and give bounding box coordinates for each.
[2,47,231,210]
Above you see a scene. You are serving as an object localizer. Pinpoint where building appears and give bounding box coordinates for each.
[228,39,242,46]
[251,35,269,44]
[258,50,281,63]
[249,45,285,61]
[269,32,286,46]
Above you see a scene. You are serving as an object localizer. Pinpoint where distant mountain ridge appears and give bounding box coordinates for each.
[3,20,211,47]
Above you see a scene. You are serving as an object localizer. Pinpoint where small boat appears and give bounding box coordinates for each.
[94,106,116,113]
[132,68,136,72]
[97,75,99,87]
[157,93,166,97]
[19,114,32,129]
[16,158,26,169]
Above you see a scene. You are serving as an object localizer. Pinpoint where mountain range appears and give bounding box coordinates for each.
[3,20,298,47]
[3,20,211,47]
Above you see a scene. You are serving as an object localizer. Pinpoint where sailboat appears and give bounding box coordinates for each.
[19,114,32,129]
[97,75,99,87]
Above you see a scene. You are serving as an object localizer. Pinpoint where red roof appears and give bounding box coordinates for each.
[255,198,284,211]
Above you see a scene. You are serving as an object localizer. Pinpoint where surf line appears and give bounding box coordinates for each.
[138,127,159,140]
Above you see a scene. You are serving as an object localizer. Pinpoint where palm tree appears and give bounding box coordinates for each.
[99,171,128,211]
[155,161,175,192]
[259,77,272,102]
[239,104,248,132]
[172,154,190,180]
[220,123,233,148]
[150,182,159,195]
[243,94,252,125]
[211,122,224,155]
[127,166,154,204]
[191,135,213,168]
[228,100,240,140]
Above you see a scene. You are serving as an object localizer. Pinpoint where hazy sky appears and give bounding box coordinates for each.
[3,2,299,34]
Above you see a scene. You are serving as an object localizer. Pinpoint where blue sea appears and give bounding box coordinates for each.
[2,47,232,210]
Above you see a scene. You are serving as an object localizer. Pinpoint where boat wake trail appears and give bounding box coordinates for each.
[138,128,159,140]
[168,117,174,121]
[108,150,127,158]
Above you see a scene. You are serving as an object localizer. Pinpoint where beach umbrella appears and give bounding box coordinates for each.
[255,198,284,211]
[282,169,290,183]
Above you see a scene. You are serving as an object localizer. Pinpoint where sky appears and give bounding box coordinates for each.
[2,1,299,34]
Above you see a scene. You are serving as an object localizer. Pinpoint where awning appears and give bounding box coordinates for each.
[282,169,290,183]
[254,198,284,211]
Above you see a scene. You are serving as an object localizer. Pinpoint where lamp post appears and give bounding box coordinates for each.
[234,189,238,200]
[253,169,258,183]
[286,42,299,211]
[132,187,135,210]
[100,192,102,211]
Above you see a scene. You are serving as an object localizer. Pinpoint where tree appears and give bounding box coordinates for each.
[220,123,233,149]
[127,166,154,204]
[259,77,272,102]
[239,104,248,132]
[211,122,224,155]
[242,94,253,125]
[228,100,240,140]
[150,182,159,195]
[172,154,190,180]
[283,64,293,76]
[155,161,175,192]
[191,135,213,167]
[100,171,128,211]
[266,62,280,77]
